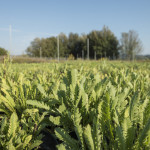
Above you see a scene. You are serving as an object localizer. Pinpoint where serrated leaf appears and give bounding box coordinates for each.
[26,100,50,110]
[29,140,42,150]
[83,124,94,150]
[23,135,32,148]
[56,144,67,150]
[49,116,60,125]
[8,142,16,150]
[55,128,78,149]
[8,112,18,137]
[37,84,48,97]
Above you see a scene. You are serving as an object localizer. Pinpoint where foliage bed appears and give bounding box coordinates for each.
[0,60,150,150]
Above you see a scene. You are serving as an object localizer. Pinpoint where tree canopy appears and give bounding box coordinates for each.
[88,26,119,59]
[25,26,123,59]
[0,47,8,56]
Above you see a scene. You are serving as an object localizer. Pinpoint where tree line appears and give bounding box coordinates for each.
[0,26,143,60]
[26,26,143,60]
[26,26,120,59]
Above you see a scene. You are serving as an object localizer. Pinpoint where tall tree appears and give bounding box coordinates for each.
[26,37,57,57]
[26,38,41,57]
[78,34,87,58]
[120,30,143,60]
[42,37,57,57]
[59,33,69,57]
[88,26,119,59]
[67,33,80,58]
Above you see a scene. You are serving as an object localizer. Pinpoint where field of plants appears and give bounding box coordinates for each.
[0,59,150,150]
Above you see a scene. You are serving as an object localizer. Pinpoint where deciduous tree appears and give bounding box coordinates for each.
[120,30,143,60]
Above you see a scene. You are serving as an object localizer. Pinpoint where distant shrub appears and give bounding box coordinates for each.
[98,57,108,61]
[68,54,75,60]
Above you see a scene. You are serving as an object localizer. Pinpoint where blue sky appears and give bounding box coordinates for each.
[0,0,150,55]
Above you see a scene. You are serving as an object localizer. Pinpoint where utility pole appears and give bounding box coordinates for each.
[57,35,59,62]
[9,25,12,53]
[87,38,89,60]
[82,50,84,60]
[94,51,96,60]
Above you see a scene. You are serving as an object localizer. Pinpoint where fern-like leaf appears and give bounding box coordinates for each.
[73,108,84,149]
[0,116,7,133]
[138,118,150,146]
[67,69,78,86]
[0,95,15,113]
[23,135,32,148]
[26,100,50,110]
[8,112,18,138]
[49,116,60,125]
[115,125,126,150]
[83,124,94,150]
[37,84,48,97]
[129,92,140,122]
[29,140,42,150]
[55,128,78,149]
[56,144,67,150]
[8,142,16,150]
